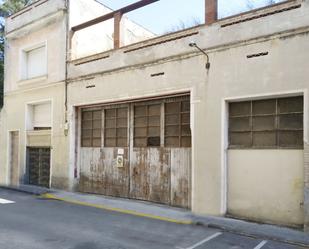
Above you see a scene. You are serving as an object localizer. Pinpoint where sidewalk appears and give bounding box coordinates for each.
[2,184,309,247]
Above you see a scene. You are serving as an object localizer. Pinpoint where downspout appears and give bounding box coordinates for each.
[64,0,70,136]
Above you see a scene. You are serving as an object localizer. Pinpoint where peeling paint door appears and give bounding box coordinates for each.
[79,95,192,208]
[10,131,19,186]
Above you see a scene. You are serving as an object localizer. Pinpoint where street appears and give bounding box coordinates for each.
[0,188,307,249]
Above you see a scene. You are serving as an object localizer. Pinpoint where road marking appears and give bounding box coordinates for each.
[0,198,15,204]
[185,232,222,249]
[254,240,268,249]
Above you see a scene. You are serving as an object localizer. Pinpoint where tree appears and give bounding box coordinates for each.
[0,0,31,108]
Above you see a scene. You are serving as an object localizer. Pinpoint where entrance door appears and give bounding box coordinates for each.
[10,131,19,186]
[27,147,51,188]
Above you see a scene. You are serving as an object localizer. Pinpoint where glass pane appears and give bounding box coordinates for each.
[278,96,303,113]
[105,118,116,128]
[165,125,180,136]
[117,128,127,137]
[181,125,191,136]
[117,108,128,118]
[229,117,251,131]
[105,109,116,118]
[279,114,303,130]
[93,129,101,138]
[105,138,116,147]
[82,138,92,147]
[135,117,147,127]
[253,131,276,147]
[148,127,160,137]
[105,128,116,138]
[82,120,92,129]
[165,114,179,125]
[134,128,147,137]
[181,137,191,147]
[229,132,251,147]
[252,116,276,131]
[134,138,147,147]
[148,105,161,116]
[252,99,276,115]
[148,116,160,126]
[279,131,303,148]
[165,137,179,147]
[165,102,180,114]
[93,138,101,147]
[229,101,251,117]
[117,118,128,128]
[135,106,147,116]
[93,111,102,120]
[181,101,190,112]
[147,137,160,146]
[93,120,102,129]
[82,111,92,120]
[181,113,190,124]
[117,138,128,147]
[82,129,92,138]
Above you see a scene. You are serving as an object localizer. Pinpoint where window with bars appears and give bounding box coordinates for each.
[104,107,128,147]
[165,100,191,147]
[81,110,102,147]
[229,96,303,149]
[134,104,161,147]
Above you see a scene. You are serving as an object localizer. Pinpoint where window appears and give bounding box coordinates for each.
[229,96,303,149]
[134,103,161,147]
[165,99,191,147]
[22,44,47,80]
[81,110,102,147]
[104,107,128,147]
[33,103,52,130]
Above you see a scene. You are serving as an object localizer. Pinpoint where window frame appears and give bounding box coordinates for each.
[228,96,304,149]
[20,41,48,81]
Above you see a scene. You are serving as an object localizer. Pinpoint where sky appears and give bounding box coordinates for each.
[98,0,285,35]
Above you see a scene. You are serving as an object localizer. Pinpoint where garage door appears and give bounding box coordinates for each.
[79,95,192,208]
[227,96,304,227]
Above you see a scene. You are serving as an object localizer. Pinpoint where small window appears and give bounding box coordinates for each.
[104,107,128,147]
[134,103,161,147]
[81,110,102,147]
[165,99,191,147]
[22,44,47,80]
[32,103,51,130]
[229,96,303,149]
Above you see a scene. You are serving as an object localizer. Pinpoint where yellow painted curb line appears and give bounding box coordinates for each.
[41,193,193,225]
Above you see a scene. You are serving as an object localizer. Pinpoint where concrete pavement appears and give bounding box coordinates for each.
[1,185,309,248]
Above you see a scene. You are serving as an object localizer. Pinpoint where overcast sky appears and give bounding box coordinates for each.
[98,0,285,34]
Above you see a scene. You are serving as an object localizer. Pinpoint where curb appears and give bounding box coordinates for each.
[0,185,51,195]
[41,193,193,225]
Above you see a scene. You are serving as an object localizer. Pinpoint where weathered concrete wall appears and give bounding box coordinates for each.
[228,150,304,227]
[67,0,309,227]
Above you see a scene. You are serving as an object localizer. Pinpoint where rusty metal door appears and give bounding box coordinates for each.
[10,131,19,186]
[27,147,51,188]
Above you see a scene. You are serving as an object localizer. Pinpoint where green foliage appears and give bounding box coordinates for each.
[0,0,31,108]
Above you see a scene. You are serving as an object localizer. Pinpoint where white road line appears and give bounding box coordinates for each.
[254,240,268,249]
[0,198,15,204]
[185,232,222,249]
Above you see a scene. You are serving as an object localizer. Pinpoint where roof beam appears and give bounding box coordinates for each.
[71,0,159,32]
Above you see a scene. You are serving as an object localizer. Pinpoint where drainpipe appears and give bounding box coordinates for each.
[64,0,70,136]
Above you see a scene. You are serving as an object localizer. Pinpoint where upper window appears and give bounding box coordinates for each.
[21,44,47,80]
[229,96,303,149]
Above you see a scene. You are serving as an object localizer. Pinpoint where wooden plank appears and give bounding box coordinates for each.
[10,132,19,186]
[170,148,191,208]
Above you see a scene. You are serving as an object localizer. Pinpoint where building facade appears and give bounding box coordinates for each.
[1,0,309,231]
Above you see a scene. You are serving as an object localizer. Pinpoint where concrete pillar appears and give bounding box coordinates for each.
[205,0,218,25]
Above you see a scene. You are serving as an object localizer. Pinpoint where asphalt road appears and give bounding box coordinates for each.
[0,188,307,249]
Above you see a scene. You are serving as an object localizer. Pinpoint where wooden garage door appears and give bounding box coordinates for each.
[79,95,192,208]
[27,147,51,188]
